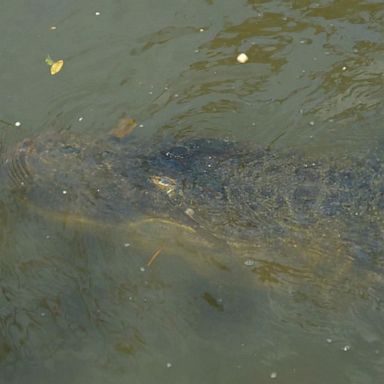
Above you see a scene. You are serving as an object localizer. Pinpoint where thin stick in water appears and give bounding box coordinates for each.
[147,247,163,267]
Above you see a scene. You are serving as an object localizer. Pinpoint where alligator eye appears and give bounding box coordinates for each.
[150,176,177,194]
[159,177,173,186]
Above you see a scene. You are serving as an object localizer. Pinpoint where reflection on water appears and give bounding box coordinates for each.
[1,0,384,383]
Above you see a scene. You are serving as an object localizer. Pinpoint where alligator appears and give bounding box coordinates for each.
[2,128,384,299]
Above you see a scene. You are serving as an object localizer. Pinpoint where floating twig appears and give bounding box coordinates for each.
[147,247,163,267]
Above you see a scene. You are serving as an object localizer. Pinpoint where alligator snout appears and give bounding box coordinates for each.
[2,138,34,188]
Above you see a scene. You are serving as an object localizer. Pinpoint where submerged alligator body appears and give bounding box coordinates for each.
[2,130,384,280]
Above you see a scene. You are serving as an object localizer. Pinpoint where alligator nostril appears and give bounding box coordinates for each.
[19,139,34,153]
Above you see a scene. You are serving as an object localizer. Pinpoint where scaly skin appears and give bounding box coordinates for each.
[2,131,384,304]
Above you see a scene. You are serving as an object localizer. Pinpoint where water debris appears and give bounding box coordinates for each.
[14,121,21,127]
[270,372,277,379]
[147,247,163,267]
[185,208,195,218]
[45,54,64,75]
[111,117,137,139]
[202,292,224,311]
[342,345,351,352]
[244,258,256,266]
[237,53,249,63]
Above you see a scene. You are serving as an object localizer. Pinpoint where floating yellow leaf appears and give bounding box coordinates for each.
[50,60,64,75]
[111,117,137,139]
[45,54,64,75]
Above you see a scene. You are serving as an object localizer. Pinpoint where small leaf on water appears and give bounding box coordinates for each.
[111,117,138,139]
[45,54,64,75]
[50,60,64,75]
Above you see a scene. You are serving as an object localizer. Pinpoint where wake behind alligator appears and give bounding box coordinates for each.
[2,130,384,304]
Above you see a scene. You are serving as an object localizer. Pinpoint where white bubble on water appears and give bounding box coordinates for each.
[237,53,249,63]
[270,372,277,379]
[342,345,351,352]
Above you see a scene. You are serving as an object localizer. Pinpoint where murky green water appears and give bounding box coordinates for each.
[1,1,384,383]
